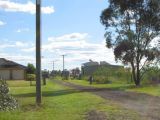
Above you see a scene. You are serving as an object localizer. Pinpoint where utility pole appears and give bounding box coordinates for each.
[52,61,54,77]
[61,55,66,79]
[36,0,41,105]
[52,60,58,77]
[62,55,64,71]
[62,55,66,71]
[53,61,54,71]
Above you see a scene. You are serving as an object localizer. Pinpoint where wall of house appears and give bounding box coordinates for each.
[0,69,10,80]
[12,70,25,80]
[82,65,99,75]
[0,68,26,80]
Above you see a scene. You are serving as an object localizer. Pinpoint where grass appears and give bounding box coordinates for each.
[0,80,140,120]
[128,84,160,96]
[65,79,134,90]
[65,79,160,96]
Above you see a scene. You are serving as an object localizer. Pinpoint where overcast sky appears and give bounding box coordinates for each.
[0,0,121,70]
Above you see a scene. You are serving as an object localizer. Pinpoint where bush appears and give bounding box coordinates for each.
[92,66,130,84]
[93,75,111,84]
[0,79,18,111]
[26,74,36,81]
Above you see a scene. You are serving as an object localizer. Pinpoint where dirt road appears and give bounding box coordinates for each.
[53,80,160,120]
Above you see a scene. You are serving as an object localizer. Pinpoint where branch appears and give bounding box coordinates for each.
[140,59,148,71]
[139,61,154,80]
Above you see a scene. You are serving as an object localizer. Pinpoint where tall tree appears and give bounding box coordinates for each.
[100,0,160,86]
[27,63,36,74]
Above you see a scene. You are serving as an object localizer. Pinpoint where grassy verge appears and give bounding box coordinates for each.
[0,80,140,120]
[127,84,160,96]
[64,79,134,90]
[65,79,160,96]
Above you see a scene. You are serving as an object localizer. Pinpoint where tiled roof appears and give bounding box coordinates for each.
[0,58,27,69]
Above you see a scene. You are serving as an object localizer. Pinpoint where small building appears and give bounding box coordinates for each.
[0,58,27,80]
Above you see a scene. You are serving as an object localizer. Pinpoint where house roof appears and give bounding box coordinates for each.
[0,58,27,69]
[82,60,99,67]
[82,60,123,68]
[100,61,110,65]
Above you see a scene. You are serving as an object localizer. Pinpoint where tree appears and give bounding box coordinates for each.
[71,68,80,79]
[100,0,160,86]
[27,63,36,74]
[42,70,49,85]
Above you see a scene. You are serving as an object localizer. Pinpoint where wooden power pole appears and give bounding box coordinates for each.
[36,0,41,105]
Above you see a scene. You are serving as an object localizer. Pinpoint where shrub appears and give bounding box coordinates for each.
[92,66,130,84]
[0,79,18,111]
[93,75,111,84]
[26,74,36,81]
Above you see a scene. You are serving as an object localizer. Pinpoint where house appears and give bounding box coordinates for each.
[81,60,124,75]
[0,58,27,80]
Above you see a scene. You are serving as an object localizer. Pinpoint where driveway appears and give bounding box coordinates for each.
[53,80,160,120]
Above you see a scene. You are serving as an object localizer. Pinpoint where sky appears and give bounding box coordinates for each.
[0,0,120,70]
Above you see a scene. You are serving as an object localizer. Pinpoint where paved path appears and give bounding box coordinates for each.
[54,80,160,120]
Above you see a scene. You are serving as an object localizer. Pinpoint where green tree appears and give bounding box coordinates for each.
[100,0,160,86]
[27,63,36,74]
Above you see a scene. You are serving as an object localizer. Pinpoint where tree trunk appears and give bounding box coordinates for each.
[43,77,46,85]
[131,62,141,86]
[136,64,141,86]
[136,55,141,86]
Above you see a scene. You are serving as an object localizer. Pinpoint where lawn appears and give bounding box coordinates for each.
[0,80,140,120]
[65,79,160,96]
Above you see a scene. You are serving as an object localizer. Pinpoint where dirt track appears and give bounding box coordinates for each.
[54,80,160,120]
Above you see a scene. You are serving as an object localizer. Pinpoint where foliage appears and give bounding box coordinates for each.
[26,74,36,81]
[92,66,131,84]
[101,0,160,86]
[62,70,70,80]
[93,67,111,84]
[143,66,160,83]
[50,70,62,77]
[42,70,49,78]
[0,79,18,111]
[26,63,36,74]
[71,67,81,79]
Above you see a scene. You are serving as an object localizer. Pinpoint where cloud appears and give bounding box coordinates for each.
[45,33,116,66]
[0,20,6,26]
[0,41,30,49]
[1,33,117,70]
[16,28,30,33]
[20,33,116,65]
[21,47,35,52]
[0,52,35,65]
[0,1,54,14]
[15,41,29,47]
[48,33,88,42]
[0,44,15,49]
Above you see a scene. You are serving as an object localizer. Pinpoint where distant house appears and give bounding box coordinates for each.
[81,60,123,75]
[0,58,27,80]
